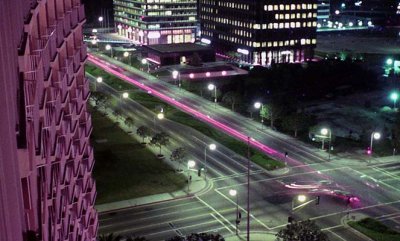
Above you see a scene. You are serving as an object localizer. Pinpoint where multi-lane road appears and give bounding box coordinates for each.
[89,52,400,240]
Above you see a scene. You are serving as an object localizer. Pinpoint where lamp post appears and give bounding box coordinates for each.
[98,16,104,29]
[121,92,129,100]
[154,112,164,131]
[187,160,196,192]
[172,70,181,88]
[390,91,399,110]
[370,132,381,154]
[246,137,250,241]
[141,58,149,72]
[229,189,239,235]
[321,128,332,160]
[208,83,217,108]
[254,102,263,129]
[204,143,216,180]
[123,51,131,65]
[105,44,113,58]
[94,76,103,91]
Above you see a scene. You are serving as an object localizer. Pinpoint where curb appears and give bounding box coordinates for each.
[97,177,213,214]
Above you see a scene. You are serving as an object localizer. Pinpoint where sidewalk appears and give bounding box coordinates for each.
[340,212,374,241]
[96,175,210,213]
[224,232,277,241]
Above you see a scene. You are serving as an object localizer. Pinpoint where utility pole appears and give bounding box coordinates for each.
[247,136,250,241]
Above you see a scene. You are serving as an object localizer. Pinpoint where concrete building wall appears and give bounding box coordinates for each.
[0,0,98,240]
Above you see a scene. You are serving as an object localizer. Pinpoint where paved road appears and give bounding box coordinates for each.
[88,54,400,240]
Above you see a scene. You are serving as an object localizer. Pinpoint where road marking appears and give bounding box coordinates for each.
[211,170,265,181]
[100,205,207,224]
[196,196,237,232]
[325,229,346,241]
[215,166,349,190]
[214,189,271,230]
[373,166,400,181]
[350,167,400,192]
[210,213,233,234]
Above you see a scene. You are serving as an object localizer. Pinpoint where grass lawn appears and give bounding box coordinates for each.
[348,218,400,241]
[86,64,284,170]
[90,107,186,204]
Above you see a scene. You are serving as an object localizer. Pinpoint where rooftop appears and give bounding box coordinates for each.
[144,43,213,54]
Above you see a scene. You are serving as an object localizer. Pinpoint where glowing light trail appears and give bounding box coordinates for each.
[88,54,303,165]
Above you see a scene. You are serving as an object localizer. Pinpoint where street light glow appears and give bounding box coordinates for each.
[105,44,111,50]
[321,128,329,136]
[91,39,98,45]
[386,58,394,66]
[208,83,215,90]
[229,189,237,197]
[122,92,129,99]
[297,195,307,202]
[390,92,399,101]
[123,52,129,57]
[188,160,196,168]
[209,143,216,150]
[157,113,164,120]
[98,16,104,22]
[254,102,262,109]
[96,77,103,83]
[141,59,148,64]
[373,132,381,140]
[172,70,179,79]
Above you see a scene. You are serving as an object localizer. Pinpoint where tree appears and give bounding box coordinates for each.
[170,147,187,171]
[276,220,329,241]
[260,102,284,128]
[222,91,242,111]
[392,112,400,152]
[98,233,123,241]
[113,109,122,119]
[125,235,149,241]
[137,126,152,143]
[124,116,135,128]
[150,132,170,156]
[91,92,110,107]
[167,233,224,241]
[282,112,313,137]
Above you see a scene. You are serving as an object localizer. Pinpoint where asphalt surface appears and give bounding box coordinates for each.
[89,54,400,240]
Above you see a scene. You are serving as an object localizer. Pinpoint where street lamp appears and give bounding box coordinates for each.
[390,91,399,109]
[254,102,264,130]
[229,189,239,235]
[187,160,196,192]
[321,128,332,160]
[369,132,381,154]
[98,16,104,29]
[141,58,149,72]
[94,76,103,91]
[208,83,217,108]
[105,44,113,58]
[122,92,129,99]
[154,112,164,130]
[172,70,181,87]
[386,58,394,66]
[204,143,216,180]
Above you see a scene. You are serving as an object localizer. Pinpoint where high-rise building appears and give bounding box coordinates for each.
[0,0,98,241]
[199,0,318,65]
[114,0,198,45]
[317,0,331,25]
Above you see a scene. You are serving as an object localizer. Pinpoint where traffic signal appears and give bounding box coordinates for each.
[238,211,242,219]
[236,219,240,225]
[198,169,201,177]
[316,196,320,205]
[288,216,293,223]
[285,152,288,157]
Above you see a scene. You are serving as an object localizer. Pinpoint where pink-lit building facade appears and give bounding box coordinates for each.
[0,0,98,241]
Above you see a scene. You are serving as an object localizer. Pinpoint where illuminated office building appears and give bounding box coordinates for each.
[114,0,198,45]
[0,0,98,240]
[199,0,318,65]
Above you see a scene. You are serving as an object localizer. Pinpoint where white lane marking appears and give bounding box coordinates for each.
[325,229,347,241]
[215,166,349,190]
[350,167,400,192]
[196,196,237,232]
[214,189,271,230]
[212,170,265,181]
[210,213,234,234]
[373,166,400,180]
